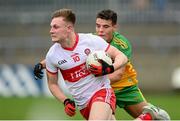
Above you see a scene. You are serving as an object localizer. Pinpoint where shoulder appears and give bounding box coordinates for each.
[46,43,60,65]
[79,33,101,39]
[112,32,132,59]
[113,32,129,42]
[46,43,59,57]
[112,32,131,49]
[78,33,104,42]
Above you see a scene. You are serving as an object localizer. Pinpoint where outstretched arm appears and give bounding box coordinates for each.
[46,71,76,117]
[107,45,128,71]
[107,45,128,83]
[46,71,67,102]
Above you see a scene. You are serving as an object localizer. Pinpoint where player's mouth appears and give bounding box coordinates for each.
[51,35,56,38]
[99,35,106,39]
[98,34,105,37]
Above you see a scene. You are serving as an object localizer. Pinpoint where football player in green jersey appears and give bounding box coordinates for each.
[34,9,170,120]
[95,9,170,120]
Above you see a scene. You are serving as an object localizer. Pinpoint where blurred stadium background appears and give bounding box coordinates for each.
[0,0,180,120]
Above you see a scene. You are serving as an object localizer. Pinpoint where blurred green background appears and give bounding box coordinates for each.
[0,0,180,120]
[1,93,180,120]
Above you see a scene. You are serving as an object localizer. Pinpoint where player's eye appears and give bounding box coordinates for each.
[53,25,59,29]
[103,25,110,28]
[96,24,100,28]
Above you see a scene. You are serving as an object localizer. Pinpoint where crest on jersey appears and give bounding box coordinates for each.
[84,48,91,55]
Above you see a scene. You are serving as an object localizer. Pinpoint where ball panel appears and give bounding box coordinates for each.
[86,50,112,70]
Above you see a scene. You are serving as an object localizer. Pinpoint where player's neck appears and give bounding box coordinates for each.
[61,32,76,48]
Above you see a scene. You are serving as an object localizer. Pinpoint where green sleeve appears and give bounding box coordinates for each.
[110,32,132,60]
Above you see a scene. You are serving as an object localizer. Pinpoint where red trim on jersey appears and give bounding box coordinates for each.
[46,68,58,75]
[63,33,79,51]
[60,62,91,82]
[105,44,110,52]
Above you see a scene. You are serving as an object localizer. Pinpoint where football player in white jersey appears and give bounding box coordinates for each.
[45,8,128,120]
[34,9,170,120]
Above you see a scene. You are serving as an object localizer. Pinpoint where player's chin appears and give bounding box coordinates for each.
[100,35,107,40]
[51,39,59,43]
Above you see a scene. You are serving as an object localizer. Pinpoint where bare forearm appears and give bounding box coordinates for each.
[108,66,125,84]
[47,72,67,103]
[113,52,128,71]
[107,45,128,71]
[40,59,46,69]
[49,83,67,103]
[109,73,122,83]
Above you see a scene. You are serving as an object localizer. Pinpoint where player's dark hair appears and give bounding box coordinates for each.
[52,8,76,25]
[96,9,117,25]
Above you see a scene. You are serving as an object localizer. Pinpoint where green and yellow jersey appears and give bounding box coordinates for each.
[110,32,138,90]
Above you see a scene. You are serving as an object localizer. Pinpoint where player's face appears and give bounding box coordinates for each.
[96,18,116,43]
[50,17,69,43]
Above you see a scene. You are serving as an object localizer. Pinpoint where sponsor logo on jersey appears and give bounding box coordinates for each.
[61,62,91,82]
[58,59,67,65]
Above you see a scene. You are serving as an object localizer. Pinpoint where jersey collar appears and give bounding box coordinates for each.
[63,33,79,51]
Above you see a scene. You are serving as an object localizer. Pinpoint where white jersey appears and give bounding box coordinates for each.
[46,33,111,109]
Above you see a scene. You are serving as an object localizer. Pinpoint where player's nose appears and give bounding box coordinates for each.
[99,27,104,32]
[50,27,54,34]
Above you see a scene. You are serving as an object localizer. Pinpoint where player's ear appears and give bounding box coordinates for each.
[67,23,74,31]
[113,24,118,31]
[68,25,75,33]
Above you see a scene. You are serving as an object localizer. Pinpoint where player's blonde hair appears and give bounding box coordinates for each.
[52,8,76,25]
